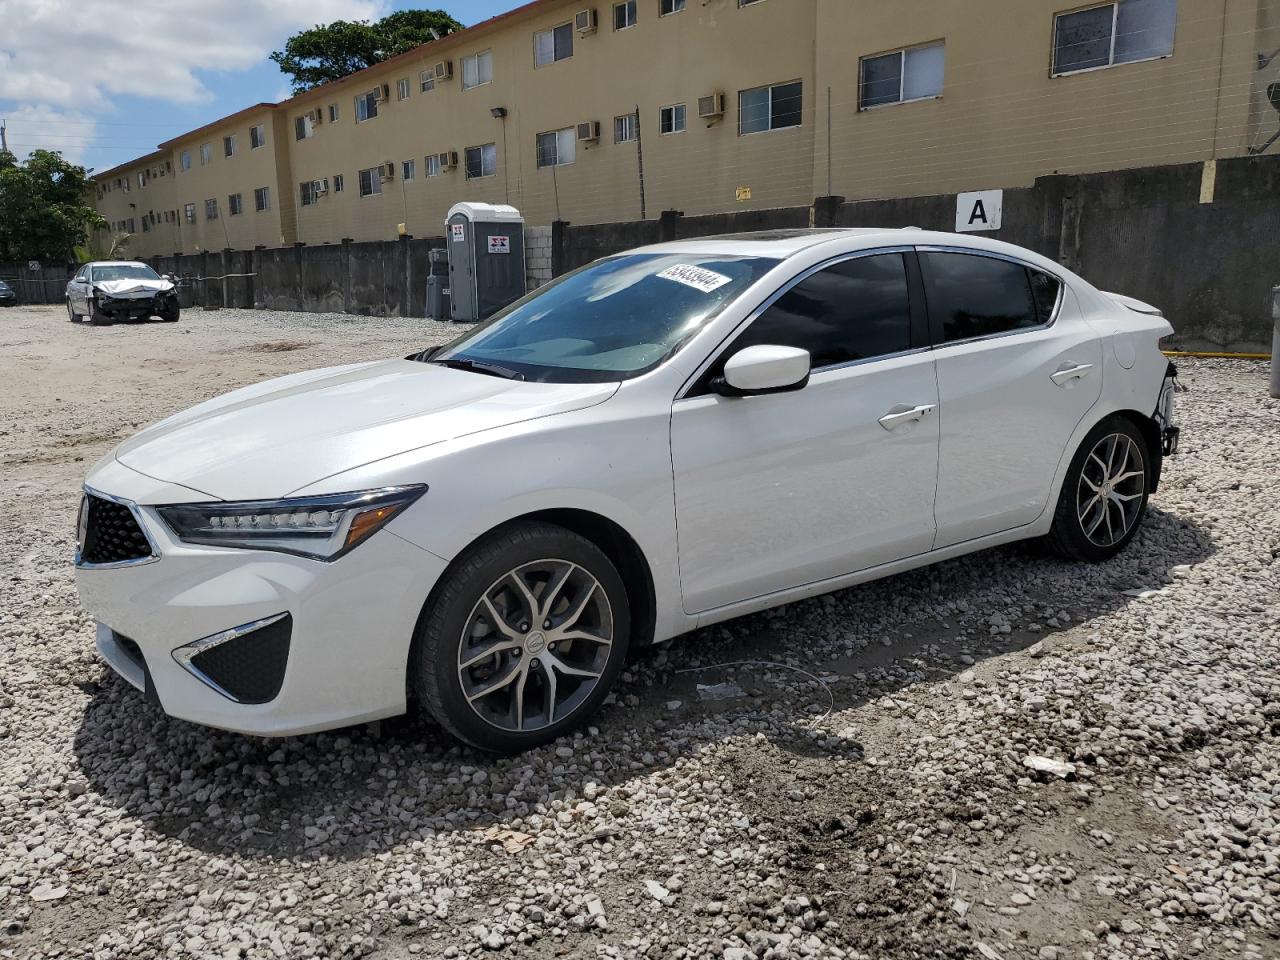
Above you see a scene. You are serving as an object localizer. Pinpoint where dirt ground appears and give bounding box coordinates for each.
[0,303,1276,960]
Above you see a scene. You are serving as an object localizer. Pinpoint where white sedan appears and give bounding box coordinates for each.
[74,229,1179,752]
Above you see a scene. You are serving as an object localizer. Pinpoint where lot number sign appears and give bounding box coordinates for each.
[956,190,1003,232]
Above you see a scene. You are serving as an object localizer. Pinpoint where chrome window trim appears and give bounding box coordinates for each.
[913,245,1066,349]
[74,485,161,570]
[171,612,290,703]
[676,244,919,401]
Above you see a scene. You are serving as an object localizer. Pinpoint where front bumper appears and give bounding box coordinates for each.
[94,291,176,318]
[76,469,447,737]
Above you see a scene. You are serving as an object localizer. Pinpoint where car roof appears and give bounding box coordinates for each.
[87,261,150,268]
[626,227,1070,274]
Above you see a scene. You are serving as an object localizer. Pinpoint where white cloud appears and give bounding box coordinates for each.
[0,0,386,110]
[1,105,97,164]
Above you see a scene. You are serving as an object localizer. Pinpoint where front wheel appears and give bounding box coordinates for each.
[411,521,630,753]
[159,300,180,322]
[88,303,112,326]
[1047,416,1151,562]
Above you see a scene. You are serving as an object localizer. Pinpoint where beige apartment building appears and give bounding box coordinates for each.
[93,0,1280,259]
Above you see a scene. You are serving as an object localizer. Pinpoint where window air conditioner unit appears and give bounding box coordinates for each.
[380,162,395,180]
[434,60,453,81]
[438,151,458,170]
[308,108,323,124]
[575,8,597,34]
[577,121,600,143]
[312,179,328,196]
[374,83,390,102]
[698,93,726,120]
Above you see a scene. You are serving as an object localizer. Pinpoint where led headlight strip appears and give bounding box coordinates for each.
[156,485,426,561]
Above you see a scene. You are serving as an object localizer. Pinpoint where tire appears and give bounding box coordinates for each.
[411,521,631,753]
[1047,416,1151,563]
[159,302,180,323]
[89,304,112,326]
[66,299,81,322]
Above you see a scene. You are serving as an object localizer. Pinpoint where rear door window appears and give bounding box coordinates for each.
[919,252,1042,343]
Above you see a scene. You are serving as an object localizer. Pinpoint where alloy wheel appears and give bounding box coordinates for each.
[457,559,614,733]
[1076,432,1145,547]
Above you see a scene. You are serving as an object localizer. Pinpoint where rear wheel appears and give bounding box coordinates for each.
[412,521,630,753]
[1047,416,1150,562]
[66,299,81,322]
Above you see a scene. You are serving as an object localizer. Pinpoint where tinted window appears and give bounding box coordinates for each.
[920,252,1039,343]
[1029,269,1062,325]
[724,253,913,370]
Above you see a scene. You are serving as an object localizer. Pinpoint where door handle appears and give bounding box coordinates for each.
[878,403,936,431]
[1051,362,1093,386]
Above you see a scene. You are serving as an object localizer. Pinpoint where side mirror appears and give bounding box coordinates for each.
[711,344,811,397]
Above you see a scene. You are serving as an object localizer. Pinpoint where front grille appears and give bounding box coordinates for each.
[80,494,152,565]
[188,614,292,704]
[113,632,146,671]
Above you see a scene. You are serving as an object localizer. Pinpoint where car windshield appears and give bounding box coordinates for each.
[93,264,160,283]
[431,253,778,383]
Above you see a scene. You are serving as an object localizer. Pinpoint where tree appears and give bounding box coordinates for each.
[0,149,103,264]
[270,10,464,93]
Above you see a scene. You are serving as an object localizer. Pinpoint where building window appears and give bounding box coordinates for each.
[420,70,435,92]
[1052,0,1176,75]
[184,202,196,224]
[250,124,266,149]
[536,128,576,168]
[660,0,685,14]
[425,154,443,176]
[333,173,344,192]
[465,143,497,179]
[397,77,411,100]
[461,50,493,90]
[402,158,416,181]
[295,115,314,140]
[328,103,339,123]
[660,103,686,134]
[199,143,212,165]
[356,90,380,122]
[254,186,270,212]
[204,198,218,221]
[738,80,803,135]
[358,166,384,197]
[127,218,135,233]
[300,181,315,206]
[859,42,945,109]
[614,113,638,143]
[534,23,573,66]
[614,0,636,30]
[223,134,236,157]
[228,193,242,216]
[137,171,146,188]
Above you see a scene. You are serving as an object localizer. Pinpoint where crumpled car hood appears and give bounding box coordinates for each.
[112,358,619,501]
[95,278,174,298]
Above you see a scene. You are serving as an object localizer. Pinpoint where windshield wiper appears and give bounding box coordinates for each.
[429,357,526,381]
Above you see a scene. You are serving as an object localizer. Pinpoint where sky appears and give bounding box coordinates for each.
[0,1,516,174]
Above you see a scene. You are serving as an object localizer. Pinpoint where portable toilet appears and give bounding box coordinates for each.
[445,202,526,322]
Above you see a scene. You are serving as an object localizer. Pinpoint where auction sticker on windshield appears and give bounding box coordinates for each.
[657,264,732,293]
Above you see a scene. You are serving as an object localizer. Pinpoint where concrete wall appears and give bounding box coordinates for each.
[559,155,1280,353]
[526,225,554,290]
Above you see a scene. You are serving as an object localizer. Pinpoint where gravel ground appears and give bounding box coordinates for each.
[0,304,1277,960]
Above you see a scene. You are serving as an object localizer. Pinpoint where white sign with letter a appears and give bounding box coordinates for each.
[956,190,1003,232]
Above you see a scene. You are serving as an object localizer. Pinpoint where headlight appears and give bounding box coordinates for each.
[156,486,426,561]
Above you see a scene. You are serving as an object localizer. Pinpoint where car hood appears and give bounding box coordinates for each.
[95,278,174,298]
[114,359,619,501]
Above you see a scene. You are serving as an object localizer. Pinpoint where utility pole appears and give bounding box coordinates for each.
[1,119,8,153]
[634,106,646,221]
